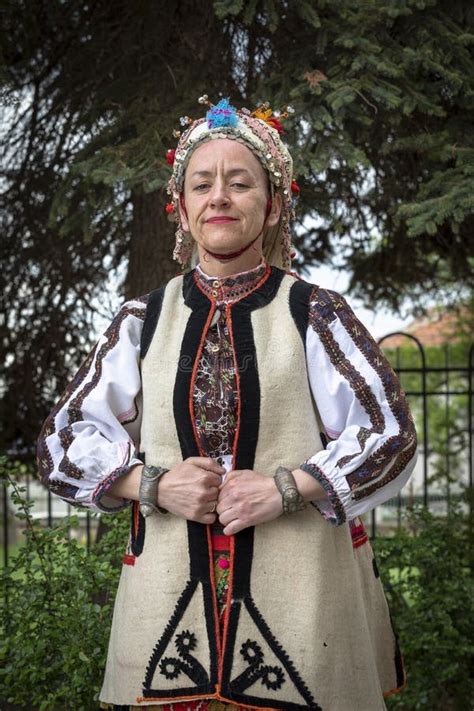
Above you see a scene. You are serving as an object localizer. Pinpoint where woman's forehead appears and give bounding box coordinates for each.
[186,138,266,177]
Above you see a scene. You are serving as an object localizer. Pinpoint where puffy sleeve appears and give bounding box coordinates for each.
[300,286,417,526]
[36,296,148,514]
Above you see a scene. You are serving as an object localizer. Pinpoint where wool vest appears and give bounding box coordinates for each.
[99,267,404,710]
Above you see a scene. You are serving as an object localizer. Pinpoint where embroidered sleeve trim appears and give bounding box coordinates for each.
[299,462,346,526]
[91,455,133,513]
[329,289,417,494]
[308,287,385,475]
[37,343,99,485]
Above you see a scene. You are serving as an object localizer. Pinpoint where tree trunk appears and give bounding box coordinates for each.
[124,189,179,300]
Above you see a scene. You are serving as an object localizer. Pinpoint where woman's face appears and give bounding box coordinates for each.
[180,138,281,260]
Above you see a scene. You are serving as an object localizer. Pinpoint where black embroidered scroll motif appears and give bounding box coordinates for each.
[157,630,209,686]
[230,639,285,693]
[143,579,214,698]
[223,595,322,711]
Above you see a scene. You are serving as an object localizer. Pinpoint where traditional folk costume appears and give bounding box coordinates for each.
[38,98,417,711]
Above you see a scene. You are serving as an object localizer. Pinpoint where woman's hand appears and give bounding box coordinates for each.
[217,469,283,535]
[158,457,225,524]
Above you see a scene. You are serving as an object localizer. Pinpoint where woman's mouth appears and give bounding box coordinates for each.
[206,217,238,224]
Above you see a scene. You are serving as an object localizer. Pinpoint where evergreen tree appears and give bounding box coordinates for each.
[1,0,473,454]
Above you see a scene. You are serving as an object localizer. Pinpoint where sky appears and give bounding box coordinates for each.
[306,262,412,340]
[93,260,414,342]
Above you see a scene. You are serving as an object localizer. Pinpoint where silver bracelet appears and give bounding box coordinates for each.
[273,466,305,515]
[139,465,169,517]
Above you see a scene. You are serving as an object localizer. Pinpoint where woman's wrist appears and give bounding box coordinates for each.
[108,464,144,501]
[291,468,325,502]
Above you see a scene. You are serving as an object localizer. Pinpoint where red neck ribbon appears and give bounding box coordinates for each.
[204,234,260,261]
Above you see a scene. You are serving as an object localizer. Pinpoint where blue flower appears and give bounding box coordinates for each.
[206,98,238,129]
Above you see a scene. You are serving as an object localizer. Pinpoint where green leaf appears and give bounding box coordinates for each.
[213,0,244,19]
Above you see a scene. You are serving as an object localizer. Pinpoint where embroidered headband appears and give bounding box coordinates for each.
[165,97,299,270]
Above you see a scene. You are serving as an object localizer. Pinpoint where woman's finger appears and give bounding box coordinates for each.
[218,506,238,527]
[187,456,225,474]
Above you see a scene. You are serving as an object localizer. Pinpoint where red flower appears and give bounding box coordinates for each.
[291,180,300,194]
[267,117,285,134]
[166,149,176,166]
[165,202,175,214]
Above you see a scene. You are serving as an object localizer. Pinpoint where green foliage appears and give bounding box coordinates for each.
[2,0,473,453]
[374,505,474,710]
[1,460,473,709]
[0,471,130,710]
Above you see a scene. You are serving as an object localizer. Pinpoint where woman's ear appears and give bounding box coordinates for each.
[266,192,282,227]
[178,193,190,232]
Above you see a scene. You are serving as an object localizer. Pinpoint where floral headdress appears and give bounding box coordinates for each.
[165,96,300,270]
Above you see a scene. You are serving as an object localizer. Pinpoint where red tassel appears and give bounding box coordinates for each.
[165,202,175,214]
[166,148,176,166]
[291,180,300,194]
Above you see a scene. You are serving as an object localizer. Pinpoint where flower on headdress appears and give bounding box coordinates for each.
[252,106,273,123]
[206,98,238,129]
[291,180,300,194]
[252,105,285,134]
[165,202,175,214]
[266,116,285,134]
[166,149,176,166]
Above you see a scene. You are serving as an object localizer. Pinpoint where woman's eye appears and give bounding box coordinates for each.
[194,183,210,191]
[232,182,249,189]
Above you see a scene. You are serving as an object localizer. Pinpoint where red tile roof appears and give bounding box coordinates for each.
[380,307,470,348]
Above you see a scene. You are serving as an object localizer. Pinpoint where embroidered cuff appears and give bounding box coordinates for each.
[299,462,346,526]
[91,462,139,513]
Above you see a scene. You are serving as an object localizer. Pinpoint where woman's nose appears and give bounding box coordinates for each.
[209,181,230,207]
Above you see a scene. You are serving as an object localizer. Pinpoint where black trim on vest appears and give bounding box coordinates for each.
[188,520,220,687]
[231,267,285,471]
[289,278,314,351]
[173,271,211,460]
[390,611,406,689]
[227,266,284,604]
[288,277,329,452]
[141,286,165,359]
[130,501,146,557]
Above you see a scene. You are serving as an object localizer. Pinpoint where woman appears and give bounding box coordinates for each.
[38,97,417,711]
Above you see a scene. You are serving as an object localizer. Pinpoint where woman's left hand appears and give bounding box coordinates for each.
[216,469,282,535]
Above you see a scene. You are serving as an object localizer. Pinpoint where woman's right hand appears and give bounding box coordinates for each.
[158,457,225,524]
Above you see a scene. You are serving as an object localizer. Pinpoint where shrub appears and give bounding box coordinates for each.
[0,474,130,711]
[374,504,474,711]
[1,470,472,710]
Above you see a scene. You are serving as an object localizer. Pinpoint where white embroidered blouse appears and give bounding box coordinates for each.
[37,262,417,526]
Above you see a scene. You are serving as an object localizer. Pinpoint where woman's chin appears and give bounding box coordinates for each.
[198,237,247,255]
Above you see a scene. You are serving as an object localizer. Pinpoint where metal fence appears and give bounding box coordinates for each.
[2,334,473,565]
